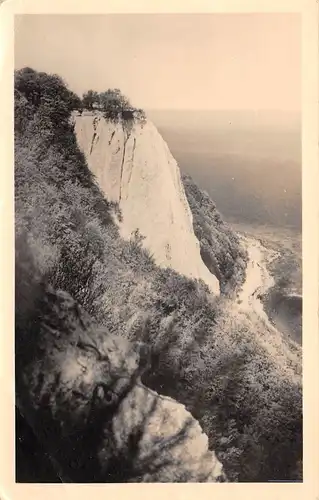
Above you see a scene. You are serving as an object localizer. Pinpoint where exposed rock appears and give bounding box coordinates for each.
[103,384,225,482]
[74,113,220,295]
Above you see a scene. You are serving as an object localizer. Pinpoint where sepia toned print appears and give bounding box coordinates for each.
[14,13,302,483]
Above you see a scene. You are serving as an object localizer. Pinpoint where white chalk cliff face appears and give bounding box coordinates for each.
[74,113,220,295]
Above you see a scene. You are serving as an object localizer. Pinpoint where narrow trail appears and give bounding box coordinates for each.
[233,235,302,382]
[232,235,301,384]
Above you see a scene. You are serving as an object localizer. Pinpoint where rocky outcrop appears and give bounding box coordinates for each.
[74,113,220,295]
[102,383,225,482]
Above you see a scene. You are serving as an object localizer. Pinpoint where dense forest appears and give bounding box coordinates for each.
[15,67,302,482]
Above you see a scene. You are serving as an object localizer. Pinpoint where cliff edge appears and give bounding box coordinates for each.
[74,112,220,295]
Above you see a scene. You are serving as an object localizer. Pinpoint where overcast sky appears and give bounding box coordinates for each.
[15,14,301,111]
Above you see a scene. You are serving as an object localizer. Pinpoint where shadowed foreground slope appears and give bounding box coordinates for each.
[16,234,224,482]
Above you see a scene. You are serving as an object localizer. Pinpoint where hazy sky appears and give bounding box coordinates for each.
[15,14,301,111]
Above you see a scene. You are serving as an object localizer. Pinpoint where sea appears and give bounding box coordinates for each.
[147,109,301,233]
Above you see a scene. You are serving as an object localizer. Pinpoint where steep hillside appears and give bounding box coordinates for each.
[15,68,302,482]
[74,112,219,294]
[15,238,224,483]
[182,173,247,294]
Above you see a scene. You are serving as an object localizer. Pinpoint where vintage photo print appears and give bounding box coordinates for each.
[0,1,318,499]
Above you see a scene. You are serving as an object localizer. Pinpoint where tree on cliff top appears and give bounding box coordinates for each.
[82,90,100,110]
[82,88,131,111]
[81,87,146,122]
[99,88,131,111]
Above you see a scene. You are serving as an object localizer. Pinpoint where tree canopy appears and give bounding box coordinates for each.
[15,67,82,119]
[82,88,131,111]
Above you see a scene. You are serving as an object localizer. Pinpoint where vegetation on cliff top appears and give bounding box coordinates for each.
[15,67,302,482]
[81,87,146,123]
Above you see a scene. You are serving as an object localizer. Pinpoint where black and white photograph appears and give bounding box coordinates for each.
[13,12,304,484]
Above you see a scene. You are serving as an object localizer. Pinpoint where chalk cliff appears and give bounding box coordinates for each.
[74,113,220,295]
